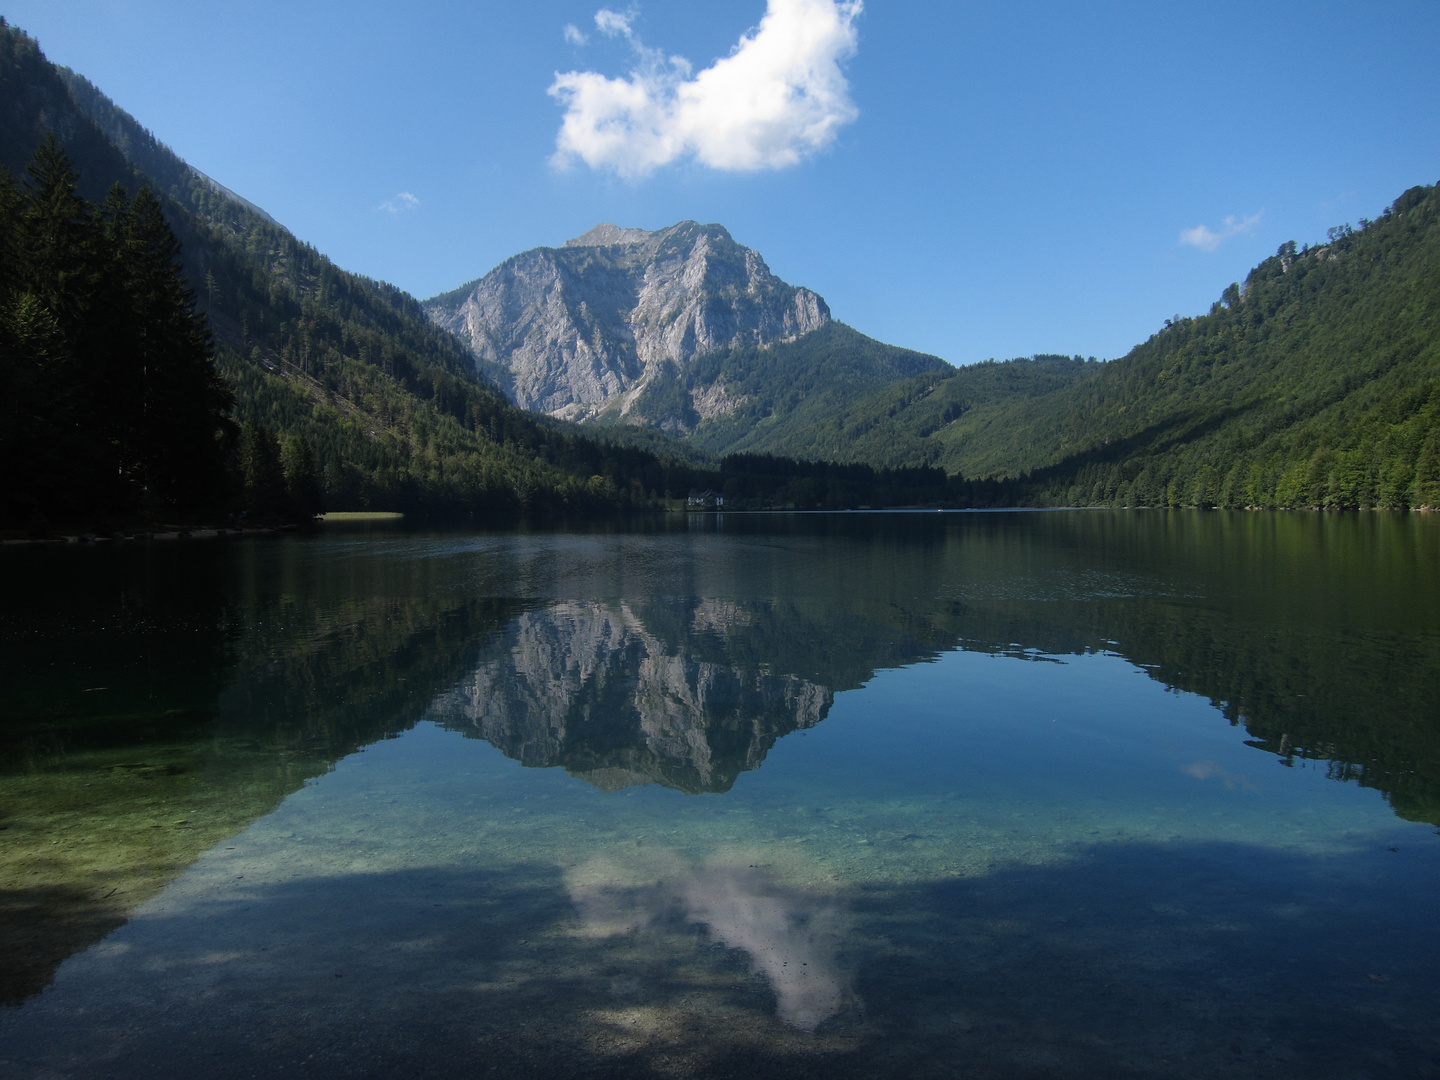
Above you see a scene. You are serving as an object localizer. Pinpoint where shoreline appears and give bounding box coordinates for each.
[0,525,302,546]
[3,504,1435,547]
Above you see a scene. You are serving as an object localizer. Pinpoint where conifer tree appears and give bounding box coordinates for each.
[281,433,323,519]
[5,138,102,514]
[239,418,284,520]
[113,185,231,508]
[19,135,95,330]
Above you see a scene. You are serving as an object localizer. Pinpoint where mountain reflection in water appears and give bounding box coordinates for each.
[430,600,834,792]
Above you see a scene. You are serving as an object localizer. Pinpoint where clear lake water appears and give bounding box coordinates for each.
[2,510,1438,1078]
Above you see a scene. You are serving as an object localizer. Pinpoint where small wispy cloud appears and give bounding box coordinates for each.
[549,0,863,179]
[377,192,420,214]
[563,23,588,46]
[593,6,637,38]
[1179,212,1262,252]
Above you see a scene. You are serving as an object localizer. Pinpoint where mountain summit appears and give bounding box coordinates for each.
[426,221,831,426]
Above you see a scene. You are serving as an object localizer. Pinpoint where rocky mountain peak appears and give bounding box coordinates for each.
[425,221,830,425]
[563,222,660,248]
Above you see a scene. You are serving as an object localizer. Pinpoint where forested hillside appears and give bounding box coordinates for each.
[718,351,1099,469]
[0,21,701,524]
[675,322,952,457]
[765,184,1440,510]
[1006,183,1440,509]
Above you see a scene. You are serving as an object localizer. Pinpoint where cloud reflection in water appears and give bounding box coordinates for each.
[567,851,852,1030]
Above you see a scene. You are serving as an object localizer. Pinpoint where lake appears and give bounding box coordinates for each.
[2,510,1438,1078]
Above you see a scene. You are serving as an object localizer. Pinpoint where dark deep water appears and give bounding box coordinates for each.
[2,510,1438,1078]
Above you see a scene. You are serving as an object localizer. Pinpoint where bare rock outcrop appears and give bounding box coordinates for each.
[425,221,830,425]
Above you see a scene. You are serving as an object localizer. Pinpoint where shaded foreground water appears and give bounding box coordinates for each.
[1,511,1438,1078]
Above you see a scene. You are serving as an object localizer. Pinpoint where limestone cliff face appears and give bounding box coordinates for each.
[427,600,832,793]
[425,221,830,424]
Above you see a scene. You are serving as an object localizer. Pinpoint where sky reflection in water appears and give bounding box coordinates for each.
[568,852,851,1030]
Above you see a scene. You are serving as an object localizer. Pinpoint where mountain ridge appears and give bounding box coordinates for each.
[426,219,835,426]
[426,220,953,451]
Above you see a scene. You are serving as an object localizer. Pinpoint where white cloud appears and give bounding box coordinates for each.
[377,192,420,213]
[563,23,588,46]
[1179,211,1262,252]
[549,0,863,178]
[594,7,637,38]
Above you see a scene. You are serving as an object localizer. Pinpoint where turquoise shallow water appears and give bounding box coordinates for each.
[2,511,1438,1077]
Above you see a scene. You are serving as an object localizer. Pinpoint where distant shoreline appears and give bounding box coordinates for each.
[6,504,1436,549]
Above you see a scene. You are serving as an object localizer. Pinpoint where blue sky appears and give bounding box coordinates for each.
[8,1,1438,365]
